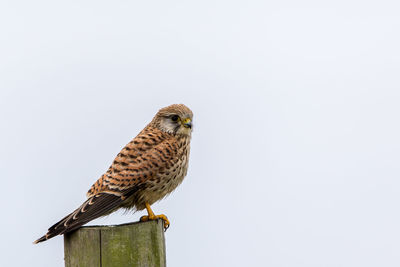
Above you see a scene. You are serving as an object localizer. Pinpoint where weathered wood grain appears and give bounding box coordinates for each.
[64,220,166,267]
[64,227,100,267]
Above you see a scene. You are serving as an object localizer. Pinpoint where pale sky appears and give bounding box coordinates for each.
[1,0,400,266]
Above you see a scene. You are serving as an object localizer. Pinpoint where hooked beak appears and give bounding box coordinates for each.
[182,118,192,129]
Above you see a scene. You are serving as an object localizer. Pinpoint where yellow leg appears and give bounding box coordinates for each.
[140,203,170,230]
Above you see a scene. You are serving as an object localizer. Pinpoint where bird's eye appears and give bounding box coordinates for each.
[171,115,179,122]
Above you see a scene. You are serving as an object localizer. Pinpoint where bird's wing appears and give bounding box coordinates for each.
[34,127,179,243]
[87,126,179,197]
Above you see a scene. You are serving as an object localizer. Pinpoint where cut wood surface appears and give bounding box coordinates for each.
[64,220,166,267]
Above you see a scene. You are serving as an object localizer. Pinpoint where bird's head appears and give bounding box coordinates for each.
[151,104,193,136]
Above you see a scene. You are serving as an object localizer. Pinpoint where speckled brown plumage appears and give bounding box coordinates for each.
[34,104,193,243]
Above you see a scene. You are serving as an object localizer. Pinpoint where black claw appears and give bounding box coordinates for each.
[164,225,169,232]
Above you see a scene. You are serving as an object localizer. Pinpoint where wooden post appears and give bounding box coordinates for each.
[64,220,166,267]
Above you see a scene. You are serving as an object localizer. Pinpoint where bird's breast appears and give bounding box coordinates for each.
[131,137,191,210]
[145,146,190,202]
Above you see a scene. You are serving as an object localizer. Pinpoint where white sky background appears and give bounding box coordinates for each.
[1,0,400,266]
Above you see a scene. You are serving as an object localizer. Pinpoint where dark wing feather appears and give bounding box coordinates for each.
[34,127,177,244]
[34,193,123,243]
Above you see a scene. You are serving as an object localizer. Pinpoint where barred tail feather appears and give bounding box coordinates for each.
[33,193,124,244]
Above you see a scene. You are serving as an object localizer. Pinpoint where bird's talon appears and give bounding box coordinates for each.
[140,214,170,231]
[157,214,170,231]
[140,215,149,222]
[164,223,170,232]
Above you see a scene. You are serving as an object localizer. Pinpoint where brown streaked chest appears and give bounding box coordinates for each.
[141,135,191,204]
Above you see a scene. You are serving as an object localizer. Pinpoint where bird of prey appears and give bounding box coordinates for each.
[34,104,193,244]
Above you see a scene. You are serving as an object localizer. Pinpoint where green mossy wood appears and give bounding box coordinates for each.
[64,220,166,267]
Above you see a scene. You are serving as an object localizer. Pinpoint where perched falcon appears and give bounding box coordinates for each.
[34,104,193,244]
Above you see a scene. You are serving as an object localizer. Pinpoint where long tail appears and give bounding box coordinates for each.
[34,193,124,244]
